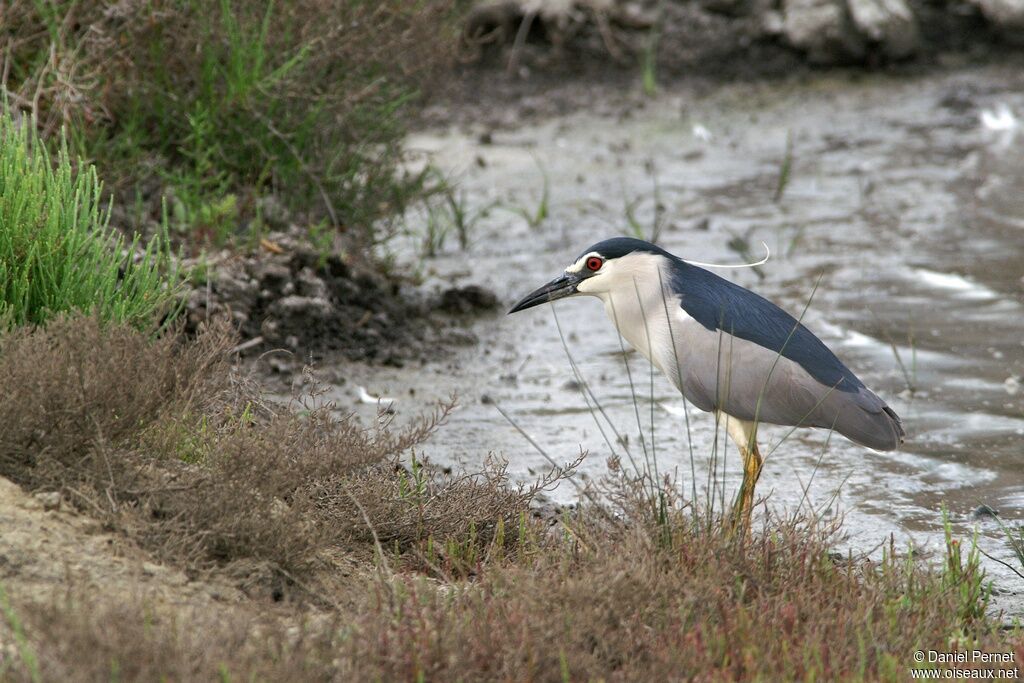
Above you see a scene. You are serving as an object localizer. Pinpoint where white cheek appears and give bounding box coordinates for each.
[576,273,602,294]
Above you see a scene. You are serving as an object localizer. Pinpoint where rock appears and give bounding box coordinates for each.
[969,0,1024,31]
[33,491,62,511]
[848,0,919,59]
[253,261,292,290]
[259,319,280,340]
[214,274,258,314]
[296,267,329,300]
[263,296,335,345]
[762,9,786,34]
[270,296,334,321]
[972,504,999,519]
[782,0,866,63]
[436,285,500,315]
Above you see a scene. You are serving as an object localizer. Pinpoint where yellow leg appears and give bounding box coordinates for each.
[721,414,762,535]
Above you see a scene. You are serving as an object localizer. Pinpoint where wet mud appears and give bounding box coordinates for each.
[185,229,498,367]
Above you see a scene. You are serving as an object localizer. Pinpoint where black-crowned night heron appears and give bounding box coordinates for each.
[509,237,904,529]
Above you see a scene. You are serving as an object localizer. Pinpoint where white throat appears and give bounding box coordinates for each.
[575,252,686,378]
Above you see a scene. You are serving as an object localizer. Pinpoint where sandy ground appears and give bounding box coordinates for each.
[0,476,242,612]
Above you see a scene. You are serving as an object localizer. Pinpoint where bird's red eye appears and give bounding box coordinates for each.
[586,256,603,271]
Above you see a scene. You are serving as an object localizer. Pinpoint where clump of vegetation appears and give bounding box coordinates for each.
[0,316,545,586]
[0,108,178,328]
[0,223,1009,682]
[0,316,1018,680]
[3,0,465,251]
[1,466,1019,681]
[341,509,1007,681]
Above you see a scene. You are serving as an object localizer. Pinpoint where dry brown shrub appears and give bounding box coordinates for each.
[0,316,232,495]
[0,316,546,589]
[338,505,1021,682]
[316,457,525,548]
[312,452,579,579]
[131,397,456,576]
[5,500,1020,682]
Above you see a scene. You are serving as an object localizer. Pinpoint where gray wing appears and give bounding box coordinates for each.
[672,318,904,451]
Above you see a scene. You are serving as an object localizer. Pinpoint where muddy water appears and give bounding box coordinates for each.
[333,66,1024,612]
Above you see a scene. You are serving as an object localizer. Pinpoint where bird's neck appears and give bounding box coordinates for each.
[597,272,683,383]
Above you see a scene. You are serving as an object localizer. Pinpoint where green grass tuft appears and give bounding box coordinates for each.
[0,108,179,329]
[4,1,464,256]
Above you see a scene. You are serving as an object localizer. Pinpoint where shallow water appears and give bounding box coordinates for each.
[330,67,1024,614]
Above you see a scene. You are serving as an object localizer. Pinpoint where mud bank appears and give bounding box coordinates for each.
[461,0,1019,74]
[183,228,498,367]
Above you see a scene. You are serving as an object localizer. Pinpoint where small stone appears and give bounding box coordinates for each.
[848,0,919,59]
[972,504,999,519]
[968,0,1024,33]
[254,261,293,290]
[762,9,785,33]
[296,267,329,299]
[436,285,499,315]
[272,295,334,319]
[267,356,296,374]
[782,0,866,63]
[34,491,62,511]
[214,273,258,311]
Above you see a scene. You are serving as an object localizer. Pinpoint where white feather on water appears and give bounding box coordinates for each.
[658,401,688,417]
[357,386,397,409]
[913,268,997,300]
[980,104,1018,132]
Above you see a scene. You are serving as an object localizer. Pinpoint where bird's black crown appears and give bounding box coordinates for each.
[576,237,673,262]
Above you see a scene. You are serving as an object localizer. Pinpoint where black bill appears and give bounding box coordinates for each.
[508,272,581,314]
